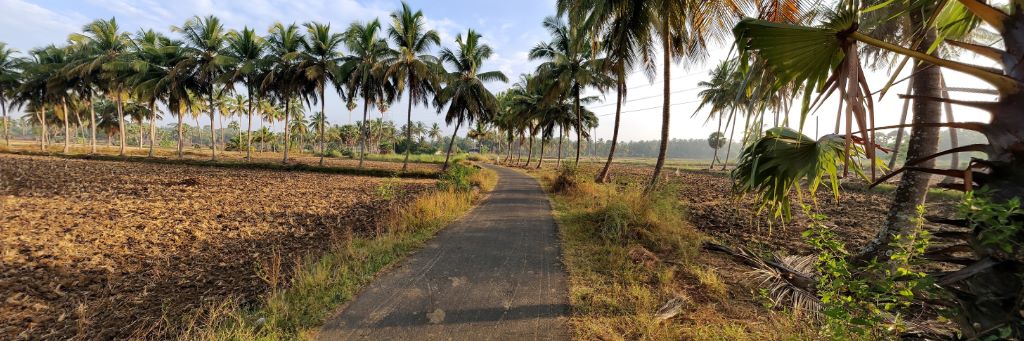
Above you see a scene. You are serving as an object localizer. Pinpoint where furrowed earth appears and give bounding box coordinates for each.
[0,154,434,340]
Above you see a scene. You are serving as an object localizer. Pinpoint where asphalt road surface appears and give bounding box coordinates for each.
[318,164,570,340]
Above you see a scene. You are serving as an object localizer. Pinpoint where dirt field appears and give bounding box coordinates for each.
[569,162,961,254]
[0,154,435,340]
[0,140,444,175]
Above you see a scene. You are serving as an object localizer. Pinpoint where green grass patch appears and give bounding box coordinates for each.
[359,152,466,164]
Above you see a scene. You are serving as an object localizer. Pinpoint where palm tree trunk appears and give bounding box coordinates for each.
[283,97,291,164]
[443,120,462,170]
[246,90,254,161]
[2,95,9,147]
[721,108,738,171]
[557,127,563,168]
[88,96,96,154]
[402,86,414,171]
[137,118,143,149]
[525,127,535,168]
[209,90,218,161]
[358,98,370,168]
[148,100,156,157]
[859,10,942,259]
[938,73,959,168]
[260,118,265,152]
[598,81,624,182]
[888,79,913,170]
[709,112,724,170]
[177,108,184,158]
[62,98,70,154]
[116,90,125,156]
[537,138,546,169]
[648,24,672,192]
[574,87,582,164]
[319,85,326,166]
[38,107,46,151]
[516,135,523,165]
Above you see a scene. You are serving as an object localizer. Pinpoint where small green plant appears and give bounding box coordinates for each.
[552,163,581,193]
[803,206,933,339]
[374,177,404,200]
[960,189,1023,255]
[437,163,475,192]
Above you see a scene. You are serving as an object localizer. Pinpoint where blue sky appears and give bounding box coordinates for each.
[0,0,996,142]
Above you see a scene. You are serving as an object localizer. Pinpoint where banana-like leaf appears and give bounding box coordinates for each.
[732,127,865,220]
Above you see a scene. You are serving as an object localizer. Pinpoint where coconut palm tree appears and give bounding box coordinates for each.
[173,15,232,161]
[733,2,1024,337]
[428,122,441,144]
[342,19,394,168]
[67,18,132,155]
[530,16,610,165]
[262,22,305,163]
[562,0,752,190]
[0,42,22,147]
[223,26,266,161]
[298,22,345,166]
[384,1,441,171]
[123,29,180,157]
[434,30,508,169]
[289,110,308,149]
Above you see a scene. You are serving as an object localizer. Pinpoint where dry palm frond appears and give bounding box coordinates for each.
[748,254,822,318]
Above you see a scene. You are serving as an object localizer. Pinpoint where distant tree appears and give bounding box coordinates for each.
[706,131,727,169]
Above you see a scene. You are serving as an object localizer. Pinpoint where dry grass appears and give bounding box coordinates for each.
[189,166,497,340]
[528,166,815,340]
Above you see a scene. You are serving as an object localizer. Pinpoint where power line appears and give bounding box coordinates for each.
[595,99,702,117]
[625,69,710,90]
[588,87,702,109]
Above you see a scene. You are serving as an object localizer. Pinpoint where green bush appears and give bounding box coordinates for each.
[437,163,476,192]
[552,163,582,193]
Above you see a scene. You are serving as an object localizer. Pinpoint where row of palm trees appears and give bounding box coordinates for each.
[0,2,508,170]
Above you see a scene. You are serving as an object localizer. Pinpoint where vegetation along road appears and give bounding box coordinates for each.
[319,164,569,340]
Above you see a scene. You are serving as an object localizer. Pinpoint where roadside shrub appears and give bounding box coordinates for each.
[552,163,583,193]
[437,163,475,192]
[802,206,934,340]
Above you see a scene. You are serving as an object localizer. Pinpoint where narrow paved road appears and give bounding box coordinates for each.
[318,164,569,340]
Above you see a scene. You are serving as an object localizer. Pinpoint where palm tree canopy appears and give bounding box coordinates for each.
[434,29,508,127]
[341,19,394,109]
[384,1,442,106]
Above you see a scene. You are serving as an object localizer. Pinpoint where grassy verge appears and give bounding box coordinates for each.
[1,149,438,179]
[183,164,497,340]
[359,152,466,164]
[530,166,812,340]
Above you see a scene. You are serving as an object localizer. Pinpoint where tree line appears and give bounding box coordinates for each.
[0,2,510,171]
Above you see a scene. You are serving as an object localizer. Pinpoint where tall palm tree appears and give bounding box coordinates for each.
[289,110,309,148]
[0,43,22,147]
[68,18,132,155]
[174,15,232,161]
[562,0,747,190]
[384,1,441,171]
[589,1,656,182]
[435,30,508,169]
[342,19,393,168]
[530,16,610,165]
[263,22,305,163]
[298,22,345,166]
[428,122,441,144]
[224,26,266,161]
